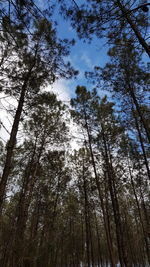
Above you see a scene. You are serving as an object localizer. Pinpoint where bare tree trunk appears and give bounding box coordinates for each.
[127,157,150,265]
[94,211,103,267]
[88,205,95,267]
[132,108,150,181]
[83,111,116,267]
[10,135,45,266]
[82,160,91,267]
[123,206,136,265]
[129,87,150,144]
[0,84,26,215]
[101,124,130,267]
[0,137,39,267]
[0,64,35,214]
[82,161,95,266]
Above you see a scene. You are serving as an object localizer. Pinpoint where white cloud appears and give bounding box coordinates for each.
[81,53,94,69]
[46,79,72,103]
[0,80,72,142]
[45,80,82,150]
[0,80,82,150]
[0,94,18,142]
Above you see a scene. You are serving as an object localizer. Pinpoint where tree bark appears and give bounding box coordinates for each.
[0,64,35,215]
[129,88,150,144]
[101,123,130,267]
[128,159,150,265]
[82,160,91,267]
[12,136,45,267]
[132,108,150,181]
[83,110,116,267]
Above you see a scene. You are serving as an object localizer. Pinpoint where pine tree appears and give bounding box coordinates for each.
[0,92,70,266]
[58,0,150,56]
[0,15,77,214]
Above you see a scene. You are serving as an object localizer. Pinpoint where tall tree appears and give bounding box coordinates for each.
[0,16,77,213]
[0,92,70,266]
[59,0,150,56]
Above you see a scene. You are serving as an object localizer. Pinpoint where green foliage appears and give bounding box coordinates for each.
[0,1,149,266]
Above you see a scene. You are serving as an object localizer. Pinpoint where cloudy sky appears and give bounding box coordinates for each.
[53,17,109,100]
[0,6,110,144]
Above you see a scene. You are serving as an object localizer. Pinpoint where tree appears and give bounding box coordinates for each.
[59,0,150,56]
[71,85,150,265]
[86,38,150,181]
[71,86,125,265]
[0,15,77,214]
[0,92,70,266]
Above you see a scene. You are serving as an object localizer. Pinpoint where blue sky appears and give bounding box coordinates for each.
[36,0,150,102]
[1,5,110,142]
[50,11,110,101]
[0,0,149,142]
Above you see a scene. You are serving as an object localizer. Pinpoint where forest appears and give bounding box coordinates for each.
[0,0,149,266]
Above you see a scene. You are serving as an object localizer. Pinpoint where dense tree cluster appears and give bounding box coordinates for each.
[0,0,149,266]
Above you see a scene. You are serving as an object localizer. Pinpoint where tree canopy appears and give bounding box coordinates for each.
[0,1,149,266]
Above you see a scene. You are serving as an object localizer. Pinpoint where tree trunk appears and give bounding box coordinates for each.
[101,124,130,267]
[0,64,35,214]
[132,108,150,181]
[128,85,150,144]
[83,110,116,267]
[127,157,150,265]
[82,161,91,267]
[116,0,150,57]
[94,211,103,267]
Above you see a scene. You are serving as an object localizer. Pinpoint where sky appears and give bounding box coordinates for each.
[0,3,110,143]
[50,10,110,101]
[0,1,149,144]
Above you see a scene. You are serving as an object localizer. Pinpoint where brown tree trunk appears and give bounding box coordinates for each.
[94,211,103,267]
[127,158,150,265]
[0,84,26,215]
[11,135,45,266]
[101,124,130,267]
[83,110,116,267]
[0,137,38,267]
[132,108,150,181]
[89,219,95,267]
[82,162,95,266]
[129,87,150,144]
[0,64,35,215]
[82,160,91,267]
